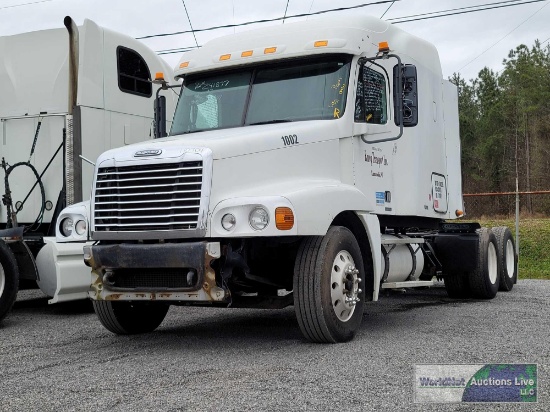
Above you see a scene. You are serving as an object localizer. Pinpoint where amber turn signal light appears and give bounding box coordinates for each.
[275,207,294,230]
[378,41,390,53]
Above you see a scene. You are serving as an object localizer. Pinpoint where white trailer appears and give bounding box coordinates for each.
[54,15,518,342]
[0,17,176,322]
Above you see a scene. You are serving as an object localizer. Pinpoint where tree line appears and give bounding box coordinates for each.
[451,40,550,216]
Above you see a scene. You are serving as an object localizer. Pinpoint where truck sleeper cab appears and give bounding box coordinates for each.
[56,15,518,343]
[0,16,177,324]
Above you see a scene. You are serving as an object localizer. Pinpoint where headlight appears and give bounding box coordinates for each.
[249,207,269,231]
[75,220,87,236]
[55,201,90,242]
[60,218,74,237]
[221,213,236,231]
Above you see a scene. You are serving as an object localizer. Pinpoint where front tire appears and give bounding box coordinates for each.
[468,228,499,299]
[294,226,365,343]
[492,226,517,291]
[444,272,470,298]
[0,240,19,324]
[93,301,169,334]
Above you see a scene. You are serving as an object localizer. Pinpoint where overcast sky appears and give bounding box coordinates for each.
[1,0,549,81]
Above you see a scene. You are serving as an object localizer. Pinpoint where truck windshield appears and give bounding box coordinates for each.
[170,56,351,135]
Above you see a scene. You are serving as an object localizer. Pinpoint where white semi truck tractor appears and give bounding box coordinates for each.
[0,17,176,323]
[54,15,518,343]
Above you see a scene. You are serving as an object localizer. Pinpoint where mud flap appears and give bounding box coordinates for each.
[7,240,39,281]
[0,238,19,322]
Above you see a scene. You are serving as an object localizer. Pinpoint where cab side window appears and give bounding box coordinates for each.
[354,65,387,124]
[117,46,152,97]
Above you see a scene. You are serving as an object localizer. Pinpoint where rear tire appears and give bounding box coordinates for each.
[468,228,499,299]
[294,226,365,343]
[93,301,169,334]
[492,226,517,291]
[0,240,19,324]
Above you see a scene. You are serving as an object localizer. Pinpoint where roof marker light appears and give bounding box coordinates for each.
[314,40,328,47]
[241,50,253,57]
[179,61,189,68]
[219,54,231,61]
[264,47,277,54]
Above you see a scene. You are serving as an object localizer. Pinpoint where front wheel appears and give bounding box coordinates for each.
[294,226,365,343]
[0,240,19,324]
[93,301,169,334]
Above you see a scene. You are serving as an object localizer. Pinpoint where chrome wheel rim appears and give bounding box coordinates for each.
[505,239,515,278]
[488,243,498,285]
[330,250,361,322]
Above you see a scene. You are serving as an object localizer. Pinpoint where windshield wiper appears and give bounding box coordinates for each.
[248,119,293,126]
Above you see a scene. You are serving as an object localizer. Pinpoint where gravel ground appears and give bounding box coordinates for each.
[0,280,548,411]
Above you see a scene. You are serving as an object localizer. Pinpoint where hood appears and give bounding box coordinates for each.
[95,119,347,164]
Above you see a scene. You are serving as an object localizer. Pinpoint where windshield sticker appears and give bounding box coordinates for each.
[331,78,346,95]
[193,80,231,91]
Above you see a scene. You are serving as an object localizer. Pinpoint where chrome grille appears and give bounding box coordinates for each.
[94,161,202,232]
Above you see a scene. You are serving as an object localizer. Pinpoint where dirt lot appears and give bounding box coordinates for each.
[0,280,548,411]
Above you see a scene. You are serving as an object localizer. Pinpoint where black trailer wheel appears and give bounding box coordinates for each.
[443,272,470,298]
[468,228,499,299]
[294,226,365,343]
[93,300,169,334]
[492,226,518,291]
[0,240,19,324]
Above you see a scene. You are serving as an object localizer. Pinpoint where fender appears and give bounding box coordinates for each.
[208,181,371,237]
[284,182,370,235]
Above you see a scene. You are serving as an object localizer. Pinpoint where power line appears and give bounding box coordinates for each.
[157,46,197,55]
[458,1,549,73]
[138,0,403,40]
[152,0,546,55]
[0,0,52,10]
[181,0,199,49]
[387,0,528,22]
[389,0,546,24]
[283,0,290,24]
[380,1,396,18]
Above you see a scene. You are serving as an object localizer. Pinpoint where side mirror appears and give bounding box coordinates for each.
[154,95,167,139]
[393,64,418,127]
